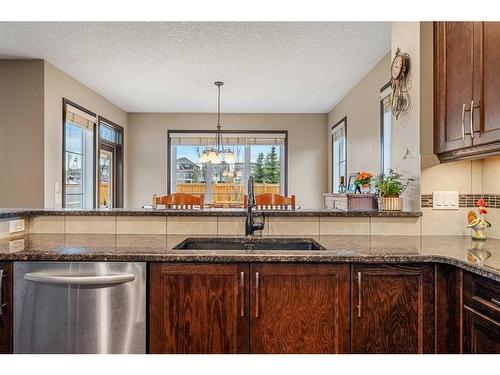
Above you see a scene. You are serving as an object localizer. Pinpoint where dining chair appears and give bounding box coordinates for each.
[152,193,205,209]
[243,193,296,210]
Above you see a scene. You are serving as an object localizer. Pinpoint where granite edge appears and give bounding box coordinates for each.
[0,209,423,219]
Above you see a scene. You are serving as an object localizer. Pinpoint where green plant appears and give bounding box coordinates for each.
[374,169,413,197]
[264,146,280,184]
[253,152,265,183]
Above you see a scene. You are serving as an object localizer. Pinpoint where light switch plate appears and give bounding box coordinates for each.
[433,191,459,210]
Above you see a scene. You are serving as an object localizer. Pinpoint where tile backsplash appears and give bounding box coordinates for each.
[421,194,500,209]
[421,155,500,238]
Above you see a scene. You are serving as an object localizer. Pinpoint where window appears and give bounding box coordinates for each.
[380,83,392,175]
[63,100,96,209]
[168,131,287,206]
[331,117,347,193]
[62,99,124,209]
[98,117,124,208]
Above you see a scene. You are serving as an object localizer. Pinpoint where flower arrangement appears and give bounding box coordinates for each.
[467,198,492,240]
[354,172,373,193]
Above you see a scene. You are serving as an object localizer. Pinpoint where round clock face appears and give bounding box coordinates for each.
[391,55,404,79]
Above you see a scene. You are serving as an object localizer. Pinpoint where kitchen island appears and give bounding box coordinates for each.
[0,210,498,354]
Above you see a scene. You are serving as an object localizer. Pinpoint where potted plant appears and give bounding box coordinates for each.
[373,169,413,211]
[354,172,373,194]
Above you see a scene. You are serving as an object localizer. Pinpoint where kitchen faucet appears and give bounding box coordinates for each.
[245,176,265,236]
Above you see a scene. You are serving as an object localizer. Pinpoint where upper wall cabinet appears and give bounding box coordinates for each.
[434,22,500,161]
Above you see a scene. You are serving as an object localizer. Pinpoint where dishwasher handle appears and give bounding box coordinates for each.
[24,272,135,285]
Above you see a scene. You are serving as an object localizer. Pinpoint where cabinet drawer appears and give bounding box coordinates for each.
[463,272,500,322]
[464,307,500,353]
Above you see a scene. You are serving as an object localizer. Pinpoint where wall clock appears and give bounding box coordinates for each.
[390,47,411,119]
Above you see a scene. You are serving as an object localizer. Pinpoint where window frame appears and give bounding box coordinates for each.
[97,116,124,208]
[331,116,347,193]
[62,98,97,209]
[380,81,392,175]
[167,129,289,198]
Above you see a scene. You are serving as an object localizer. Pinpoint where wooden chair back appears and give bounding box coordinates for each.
[243,193,296,210]
[152,193,205,209]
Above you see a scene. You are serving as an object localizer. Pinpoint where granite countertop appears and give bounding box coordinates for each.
[0,208,422,218]
[0,234,498,282]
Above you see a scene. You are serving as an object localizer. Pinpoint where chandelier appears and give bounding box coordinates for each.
[199,81,235,164]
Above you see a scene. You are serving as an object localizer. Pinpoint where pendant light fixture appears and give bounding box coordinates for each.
[199,81,235,164]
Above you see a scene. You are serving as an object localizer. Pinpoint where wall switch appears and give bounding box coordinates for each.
[433,191,459,210]
[9,219,25,233]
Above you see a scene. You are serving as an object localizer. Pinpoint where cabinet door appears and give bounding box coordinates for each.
[250,264,350,354]
[473,22,500,147]
[434,22,474,155]
[0,262,12,354]
[351,264,435,353]
[149,263,249,354]
[464,308,500,353]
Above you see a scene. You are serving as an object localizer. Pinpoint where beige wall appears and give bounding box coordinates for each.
[44,62,128,208]
[127,113,328,209]
[327,53,390,192]
[0,60,45,208]
[389,22,424,212]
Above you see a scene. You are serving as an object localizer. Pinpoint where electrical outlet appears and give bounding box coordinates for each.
[9,219,25,233]
[9,239,25,252]
[433,191,459,210]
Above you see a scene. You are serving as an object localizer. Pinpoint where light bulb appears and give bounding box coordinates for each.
[224,149,236,164]
[199,150,209,163]
[208,150,220,164]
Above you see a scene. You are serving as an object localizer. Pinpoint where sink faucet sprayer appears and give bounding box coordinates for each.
[245,176,265,236]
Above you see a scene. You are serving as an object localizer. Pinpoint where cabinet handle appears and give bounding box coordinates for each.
[0,269,4,316]
[255,272,260,318]
[470,100,475,139]
[239,272,245,317]
[461,103,466,140]
[492,298,500,308]
[357,271,362,318]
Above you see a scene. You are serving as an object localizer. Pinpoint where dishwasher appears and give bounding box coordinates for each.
[13,262,146,354]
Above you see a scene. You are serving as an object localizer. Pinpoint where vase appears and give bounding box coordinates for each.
[379,196,403,211]
[360,184,371,194]
[468,216,492,241]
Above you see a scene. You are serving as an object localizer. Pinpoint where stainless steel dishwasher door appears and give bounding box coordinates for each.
[14,262,146,354]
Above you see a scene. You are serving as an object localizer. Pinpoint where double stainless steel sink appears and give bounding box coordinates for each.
[174,237,325,251]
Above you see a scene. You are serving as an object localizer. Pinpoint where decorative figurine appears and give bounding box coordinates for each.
[338,176,346,194]
[467,198,491,241]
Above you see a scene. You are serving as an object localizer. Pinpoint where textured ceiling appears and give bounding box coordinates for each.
[0,22,391,113]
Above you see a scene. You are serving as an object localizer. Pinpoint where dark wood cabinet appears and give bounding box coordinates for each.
[149,262,350,354]
[435,21,500,161]
[464,308,500,353]
[249,264,350,354]
[475,22,500,147]
[351,264,435,353]
[149,263,249,354]
[0,262,12,354]
[434,22,475,155]
[463,272,500,353]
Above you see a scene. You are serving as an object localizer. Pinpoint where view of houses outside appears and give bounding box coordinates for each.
[173,144,282,205]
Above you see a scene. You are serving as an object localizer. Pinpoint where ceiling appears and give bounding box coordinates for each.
[0,22,391,113]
